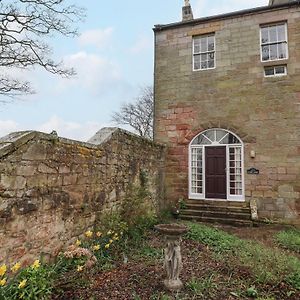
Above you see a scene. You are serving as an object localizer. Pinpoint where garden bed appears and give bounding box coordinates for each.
[51,222,300,300]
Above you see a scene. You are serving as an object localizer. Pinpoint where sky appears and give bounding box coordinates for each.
[0,0,267,141]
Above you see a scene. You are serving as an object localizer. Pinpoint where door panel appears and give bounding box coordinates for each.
[205,146,227,199]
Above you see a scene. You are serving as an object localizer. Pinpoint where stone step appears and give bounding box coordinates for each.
[181,209,252,220]
[185,199,249,208]
[180,214,253,227]
[184,204,250,214]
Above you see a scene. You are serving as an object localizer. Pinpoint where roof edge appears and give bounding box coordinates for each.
[153,2,300,32]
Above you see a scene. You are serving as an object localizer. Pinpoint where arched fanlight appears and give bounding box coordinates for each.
[192,129,242,145]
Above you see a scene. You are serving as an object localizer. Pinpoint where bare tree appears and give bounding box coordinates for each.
[0,0,85,101]
[112,85,154,139]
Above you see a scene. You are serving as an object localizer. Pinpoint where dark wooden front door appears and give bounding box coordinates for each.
[205,146,227,199]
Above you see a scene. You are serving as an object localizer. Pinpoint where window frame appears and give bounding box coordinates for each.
[193,33,216,72]
[264,65,287,77]
[260,22,288,62]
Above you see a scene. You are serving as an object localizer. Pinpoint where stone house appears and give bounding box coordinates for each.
[153,0,300,224]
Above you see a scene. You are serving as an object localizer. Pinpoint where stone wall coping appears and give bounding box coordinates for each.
[153,1,299,32]
[0,127,165,159]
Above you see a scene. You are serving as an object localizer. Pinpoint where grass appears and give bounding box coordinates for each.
[275,228,300,253]
[185,222,300,289]
[186,274,217,298]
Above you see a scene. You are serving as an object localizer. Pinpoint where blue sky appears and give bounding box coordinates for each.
[0,0,267,141]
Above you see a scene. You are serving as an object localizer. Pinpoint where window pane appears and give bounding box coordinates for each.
[191,147,203,195]
[192,134,211,145]
[207,36,215,51]
[216,130,227,142]
[201,61,208,69]
[194,39,200,53]
[278,42,287,59]
[208,52,215,68]
[270,44,278,60]
[208,59,214,69]
[201,53,208,62]
[277,24,286,41]
[204,130,215,142]
[275,66,285,74]
[229,146,243,196]
[265,67,274,76]
[261,27,269,44]
[194,55,200,70]
[262,45,269,61]
[200,37,207,52]
[269,26,277,42]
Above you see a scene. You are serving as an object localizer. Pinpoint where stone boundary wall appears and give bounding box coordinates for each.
[0,128,165,265]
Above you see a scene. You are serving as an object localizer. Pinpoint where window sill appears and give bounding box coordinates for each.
[260,59,288,67]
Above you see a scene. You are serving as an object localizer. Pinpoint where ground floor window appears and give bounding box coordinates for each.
[189,129,244,201]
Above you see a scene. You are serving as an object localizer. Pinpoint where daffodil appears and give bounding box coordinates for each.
[0,265,7,277]
[77,265,84,272]
[11,262,21,273]
[18,279,27,289]
[93,245,100,251]
[32,260,40,269]
[0,278,6,286]
[96,231,102,237]
[85,230,93,238]
[105,244,110,249]
[75,239,81,247]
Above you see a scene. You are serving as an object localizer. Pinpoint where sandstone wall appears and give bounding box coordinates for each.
[154,5,300,223]
[0,128,165,265]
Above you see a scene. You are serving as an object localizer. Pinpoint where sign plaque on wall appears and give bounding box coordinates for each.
[247,168,259,175]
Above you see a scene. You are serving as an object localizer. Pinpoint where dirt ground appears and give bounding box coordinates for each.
[53,223,300,300]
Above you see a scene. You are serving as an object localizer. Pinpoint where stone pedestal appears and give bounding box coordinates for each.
[155,223,188,292]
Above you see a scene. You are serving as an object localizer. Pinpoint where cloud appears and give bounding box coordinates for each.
[193,0,267,17]
[130,35,153,54]
[0,120,19,137]
[59,51,122,95]
[78,27,114,49]
[0,116,109,142]
[37,115,108,141]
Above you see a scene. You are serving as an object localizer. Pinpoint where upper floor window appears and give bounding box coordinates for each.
[260,23,288,62]
[193,34,215,71]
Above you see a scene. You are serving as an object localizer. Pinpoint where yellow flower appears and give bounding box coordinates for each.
[96,231,102,237]
[113,236,119,241]
[32,260,40,269]
[77,265,84,272]
[19,292,25,299]
[0,265,7,277]
[109,239,113,244]
[0,278,6,286]
[75,239,81,247]
[93,244,100,251]
[18,279,27,289]
[85,230,93,238]
[107,230,112,235]
[11,262,21,273]
[105,244,110,249]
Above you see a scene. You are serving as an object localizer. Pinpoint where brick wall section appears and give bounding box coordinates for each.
[0,129,165,265]
[154,5,300,223]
